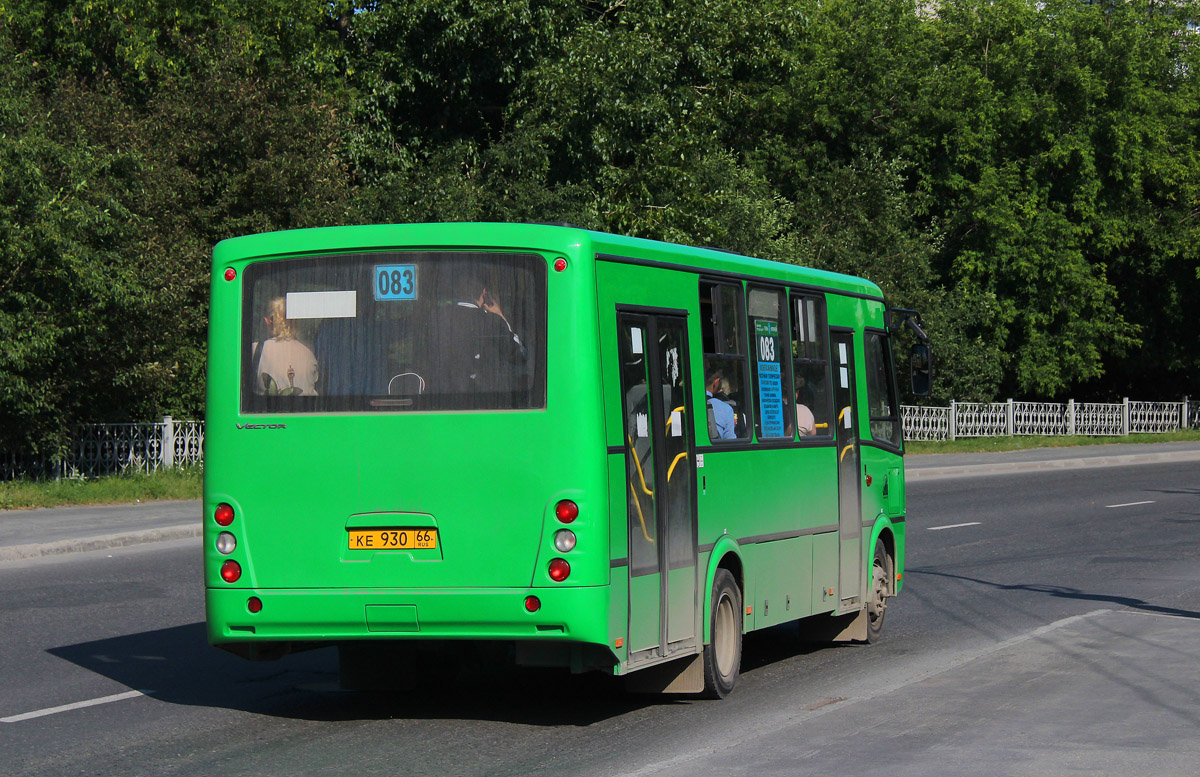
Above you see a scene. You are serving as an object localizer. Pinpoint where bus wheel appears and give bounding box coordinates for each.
[702,568,742,698]
[866,539,891,643]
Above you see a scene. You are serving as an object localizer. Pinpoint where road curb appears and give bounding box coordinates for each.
[0,524,201,562]
[908,449,1200,481]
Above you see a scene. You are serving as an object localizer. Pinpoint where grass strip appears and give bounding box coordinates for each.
[0,467,202,511]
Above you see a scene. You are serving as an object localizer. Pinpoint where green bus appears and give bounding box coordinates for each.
[205,222,924,697]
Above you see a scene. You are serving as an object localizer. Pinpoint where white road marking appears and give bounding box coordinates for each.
[927,522,982,531]
[1106,500,1156,509]
[0,690,147,724]
[621,610,1116,777]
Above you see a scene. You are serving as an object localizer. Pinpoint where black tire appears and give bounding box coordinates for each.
[866,539,892,643]
[702,568,743,698]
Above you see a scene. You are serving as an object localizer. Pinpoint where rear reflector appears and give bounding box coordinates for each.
[524,596,541,613]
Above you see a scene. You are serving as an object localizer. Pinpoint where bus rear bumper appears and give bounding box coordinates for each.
[205,585,612,648]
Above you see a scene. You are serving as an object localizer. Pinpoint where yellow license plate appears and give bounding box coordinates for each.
[347,528,438,551]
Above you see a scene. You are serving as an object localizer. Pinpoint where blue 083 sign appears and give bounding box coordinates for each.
[374,264,417,300]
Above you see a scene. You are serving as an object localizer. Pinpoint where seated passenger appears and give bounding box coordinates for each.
[704,367,737,440]
[253,297,319,395]
[796,403,816,436]
[432,275,528,396]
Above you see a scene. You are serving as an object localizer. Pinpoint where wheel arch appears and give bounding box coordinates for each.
[701,537,745,644]
[869,519,897,595]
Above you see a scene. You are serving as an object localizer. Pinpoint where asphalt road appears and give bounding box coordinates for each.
[2,459,1199,776]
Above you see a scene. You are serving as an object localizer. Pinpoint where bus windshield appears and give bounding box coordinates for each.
[241,250,546,413]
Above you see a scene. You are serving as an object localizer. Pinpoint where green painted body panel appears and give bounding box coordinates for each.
[206,584,611,644]
[745,535,813,628]
[812,533,840,610]
[207,224,613,650]
[205,222,908,672]
[698,447,838,542]
[698,447,838,634]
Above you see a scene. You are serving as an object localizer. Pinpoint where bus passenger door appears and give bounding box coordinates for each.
[832,330,862,609]
[617,313,698,662]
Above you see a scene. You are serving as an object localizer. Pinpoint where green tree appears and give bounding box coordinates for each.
[907,0,1200,399]
[0,15,355,455]
[0,43,149,455]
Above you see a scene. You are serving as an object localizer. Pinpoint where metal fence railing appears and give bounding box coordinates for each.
[2,417,204,481]
[901,398,1196,442]
[1,399,1196,478]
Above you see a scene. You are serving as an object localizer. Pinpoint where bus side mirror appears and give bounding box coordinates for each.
[910,344,933,397]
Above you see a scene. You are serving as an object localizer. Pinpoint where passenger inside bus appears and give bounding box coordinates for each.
[794,375,816,436]
[432,274,528,396]
[252,296,319,395]
[704,366,738,440]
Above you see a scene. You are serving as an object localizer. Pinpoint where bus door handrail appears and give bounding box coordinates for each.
[628,482,655,543]
[662,405,688,483]
[627,435,654,497]
[667,452,688,482]
[625,435,656,543]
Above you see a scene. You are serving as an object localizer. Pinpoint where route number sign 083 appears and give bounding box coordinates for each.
[374,264,417,301]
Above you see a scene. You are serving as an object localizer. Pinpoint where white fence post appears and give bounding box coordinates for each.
[949,400,956,441]
[1067,399,1076,436]
[1184,397,1190,430]
[1006,398,1015,436]
[1122,398,1130,437]
[162,416,175,470]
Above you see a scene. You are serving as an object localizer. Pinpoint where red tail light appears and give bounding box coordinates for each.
[524,596,541,612]
[220,560,242,583]
[214,503,235,526]
[247,597,262,613]
[554,500,579,524]
[548,558,570,582]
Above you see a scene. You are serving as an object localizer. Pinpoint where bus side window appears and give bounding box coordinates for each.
[790,293,832,438]
[865,331,903,448]
[699,279,750,442]
[747,286,791,440]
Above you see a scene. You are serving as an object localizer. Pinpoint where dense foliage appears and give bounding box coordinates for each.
[2,0,1197,455]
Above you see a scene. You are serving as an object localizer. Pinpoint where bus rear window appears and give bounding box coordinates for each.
[241,251,546,413]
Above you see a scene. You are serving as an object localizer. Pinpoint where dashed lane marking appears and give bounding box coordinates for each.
[1,690,147,724]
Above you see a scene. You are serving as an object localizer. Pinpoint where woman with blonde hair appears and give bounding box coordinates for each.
[253,297,319,395]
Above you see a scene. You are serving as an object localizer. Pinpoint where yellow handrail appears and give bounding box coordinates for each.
[667,451,688,482]
[628,481,655,543]
[627,435,654,497]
